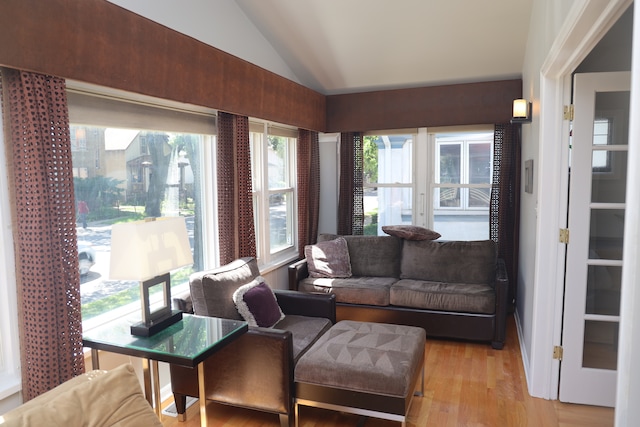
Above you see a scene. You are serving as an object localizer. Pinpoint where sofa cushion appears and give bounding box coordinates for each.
[273,314,333,362]
[382,225,441,241]
[400,240,497,285]
[1,364,161,427]
[391,279,495,314]
[298,276,395,306]
[343,235,402,277]
[305,236,352,278]
[190,257,260,320]
[233,276,285,327]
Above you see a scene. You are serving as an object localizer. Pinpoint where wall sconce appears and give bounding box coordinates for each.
[511,99,532,123]
[109,216,193,336]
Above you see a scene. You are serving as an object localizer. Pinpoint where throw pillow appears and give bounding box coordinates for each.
[382,225,441,241]
[233,276,285,327]
[305,236,352,278]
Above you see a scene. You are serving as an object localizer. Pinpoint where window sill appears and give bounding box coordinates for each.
[0,373,21,400]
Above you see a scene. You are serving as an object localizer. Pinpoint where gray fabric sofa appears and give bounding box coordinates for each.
[288,234,509,349]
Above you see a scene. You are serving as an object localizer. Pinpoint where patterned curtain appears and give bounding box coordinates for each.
[297,129,320,258]
[337,132,363,235]
[1,68,85,400]
[217,111,256,264]
[490,123,521,311]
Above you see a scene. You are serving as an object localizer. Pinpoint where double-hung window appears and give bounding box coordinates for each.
[249,122,297,267]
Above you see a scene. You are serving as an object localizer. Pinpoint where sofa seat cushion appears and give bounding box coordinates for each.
[298,276,395,306]
[390,279,495,314]
[274,314,333,362]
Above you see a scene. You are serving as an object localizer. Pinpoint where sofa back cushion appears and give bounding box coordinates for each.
[190,257,260,320]
[400,240,497,285]
[317,234,402,277]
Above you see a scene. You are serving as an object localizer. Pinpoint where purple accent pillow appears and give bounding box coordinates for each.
[232,276,285,328]
[304,236,352,278]
[382,225,441,241]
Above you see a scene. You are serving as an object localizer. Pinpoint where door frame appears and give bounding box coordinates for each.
[529,0,632,400]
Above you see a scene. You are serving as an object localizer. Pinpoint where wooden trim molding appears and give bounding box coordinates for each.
[0,0,326,131]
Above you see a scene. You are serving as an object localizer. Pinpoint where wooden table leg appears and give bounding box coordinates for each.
[198,362,207,427]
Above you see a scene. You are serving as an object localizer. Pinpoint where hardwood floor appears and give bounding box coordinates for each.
[161,316,614,427]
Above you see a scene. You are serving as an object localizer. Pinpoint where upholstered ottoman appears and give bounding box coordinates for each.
[294,320,426,427]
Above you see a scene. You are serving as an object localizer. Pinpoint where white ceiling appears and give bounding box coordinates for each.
[234,0,534,95]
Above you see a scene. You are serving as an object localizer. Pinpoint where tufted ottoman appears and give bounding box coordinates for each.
[294,320,426,426]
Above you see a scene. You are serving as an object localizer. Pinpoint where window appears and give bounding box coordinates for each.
[249,122,297,266]
[362,132,414,235]
[67,83,216,330]
[0,114,21,399]
[362,128,493,241]
[433,132,493,240]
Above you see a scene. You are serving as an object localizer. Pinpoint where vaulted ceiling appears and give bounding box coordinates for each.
[107,0,533,96]
[234,0,534,95]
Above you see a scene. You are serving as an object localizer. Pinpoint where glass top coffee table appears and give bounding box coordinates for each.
[83,313,247,426]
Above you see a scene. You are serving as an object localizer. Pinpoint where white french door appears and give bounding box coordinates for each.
[559,71,630,406]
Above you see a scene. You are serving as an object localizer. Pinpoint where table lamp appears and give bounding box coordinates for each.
[109,216,194,336]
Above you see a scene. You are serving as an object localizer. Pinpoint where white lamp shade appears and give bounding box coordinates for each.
[513,99,530,118]
[109,216,194,281]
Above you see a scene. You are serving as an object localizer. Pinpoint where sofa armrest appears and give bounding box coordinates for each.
[275,289,336,324]
[492,258,509,349]
[288,258,308,290]
[170,327,295,416]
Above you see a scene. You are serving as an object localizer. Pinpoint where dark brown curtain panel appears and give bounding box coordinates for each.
[337,132,364,235]
[1,68,84,400]
[297,129,320,258]
[217,111,256,264]
[490,123,521,311]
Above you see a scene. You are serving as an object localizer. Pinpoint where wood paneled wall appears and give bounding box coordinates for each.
[326,79,522,132]
[0,0,326,131]
[0,0,522,133]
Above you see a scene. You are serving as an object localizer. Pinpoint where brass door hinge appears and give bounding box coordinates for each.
[564,105,574,120]
[559,228,570,244]
[553,345,563,360]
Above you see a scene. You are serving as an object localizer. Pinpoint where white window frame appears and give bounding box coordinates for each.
[66,81,218,331]
[250,122,298,270]
[434,135,494,214]
[0,110,22,401]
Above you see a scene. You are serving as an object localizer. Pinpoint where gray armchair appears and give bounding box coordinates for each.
[170,257,335,427]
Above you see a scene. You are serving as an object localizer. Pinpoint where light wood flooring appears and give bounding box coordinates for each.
[161,316,614,427]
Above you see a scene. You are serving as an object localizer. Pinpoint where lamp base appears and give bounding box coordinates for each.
[130,310,183,337]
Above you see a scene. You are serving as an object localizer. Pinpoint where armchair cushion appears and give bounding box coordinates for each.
[233,276,285,327]
[190,257,260,319]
